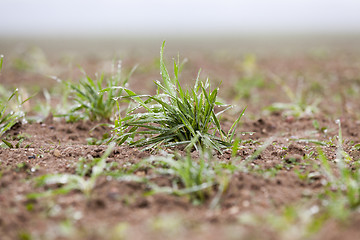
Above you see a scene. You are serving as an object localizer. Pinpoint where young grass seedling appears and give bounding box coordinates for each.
[234,54,265,100]
[143,150,230,206]
[0,57,21,137]
[147,152,215,204]
[0,92,19,137]
[0,87,30,138]
[28,143,115,199]
[239,203,325,240]
[59,62,135,122]
[0,54,3,71]
[114,42,245,152]
[265,73,320,118]
[317,119,360,220]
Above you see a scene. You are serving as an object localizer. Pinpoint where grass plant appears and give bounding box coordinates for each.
[145,152,216,204]
[0,56,20,137]
[0,88,32,138]
[0,54,3,70]
[30,88,52,122]
[317,119,360,220]
[234,54,265,100]
[28,144,115,199]
[141,150,231,207]
[60,62,134,122]
[0,90,20,137]
[113,42,245,152]
[238,203,325,240]
[266,73,320,118]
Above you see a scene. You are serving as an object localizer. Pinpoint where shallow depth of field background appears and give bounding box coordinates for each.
[1,0,360,36]
[1,0,360,55]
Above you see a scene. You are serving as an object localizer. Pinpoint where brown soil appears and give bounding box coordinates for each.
[1,40,360,240]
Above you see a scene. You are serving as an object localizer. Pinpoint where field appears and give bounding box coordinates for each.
[1,37,360,240]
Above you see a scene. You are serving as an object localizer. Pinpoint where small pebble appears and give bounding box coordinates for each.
[135,171,145,176]
[229,206,240,214]
[285,115,295,123]
[53,149,61,158]
[308,172,322,180]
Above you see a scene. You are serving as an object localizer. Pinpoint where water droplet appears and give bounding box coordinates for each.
[242,200,250,207]
[50,76,62,83]
[241,133,245,136]
[73,211,83,220]
[49,204,62,216]
[320,179,328,186]
[30,167,36,172]
[249,132,254,136]
[0,54,4,58]
[125,83,129,87]
[335,119,340,124]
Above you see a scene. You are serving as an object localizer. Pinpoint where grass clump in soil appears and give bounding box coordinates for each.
[59,62,133,122]
[145,152,217,205]
[265,73,320,118]
[114,42,245,152]
[28,144,115,199]
[317,120,360,220]
[0,56,29,138]
[0,89,21,137]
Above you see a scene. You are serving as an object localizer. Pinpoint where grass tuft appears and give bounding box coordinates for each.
[1,57,30,137]
[28,143,115,199]
[59,62,134,122]
[265,72,320,118]
[113,42,245,152]
[317,119,360,220]
[0,90,20,137]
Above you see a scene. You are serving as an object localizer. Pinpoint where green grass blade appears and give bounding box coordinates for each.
[0,55,3,71]
[160,41,173,94]
[227,107,246,141]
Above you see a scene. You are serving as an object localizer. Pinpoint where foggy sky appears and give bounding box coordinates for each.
[1,0,360,36]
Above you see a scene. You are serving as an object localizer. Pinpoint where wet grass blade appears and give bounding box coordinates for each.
[114,42,245,152]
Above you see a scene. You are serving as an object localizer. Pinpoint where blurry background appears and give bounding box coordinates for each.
[1,0,360,56]
[1,0,360,36]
